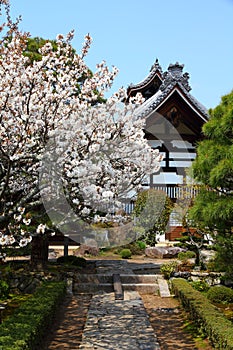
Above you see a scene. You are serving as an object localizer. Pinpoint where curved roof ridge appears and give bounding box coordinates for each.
[135,81,209,121]
[127,58,163,92]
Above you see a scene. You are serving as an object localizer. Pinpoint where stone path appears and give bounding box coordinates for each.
[45,259,205,350]
[78,260,161,349]
[79,291,160,350]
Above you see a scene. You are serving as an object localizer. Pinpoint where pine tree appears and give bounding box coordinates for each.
[189,90,233,277]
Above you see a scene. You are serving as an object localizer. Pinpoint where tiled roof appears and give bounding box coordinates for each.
[136,81,209,121]
[128,59,162,92]
[131,61,209,121]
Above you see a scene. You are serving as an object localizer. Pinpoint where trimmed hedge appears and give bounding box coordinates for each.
[0,280,66,350]
[207,286,233,304]
[171,278,233,349]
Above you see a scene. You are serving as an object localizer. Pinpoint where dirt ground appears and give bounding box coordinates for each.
[141,294,212,350]
[42,294,91,350]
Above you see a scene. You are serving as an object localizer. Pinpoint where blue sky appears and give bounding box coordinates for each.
[8,0,233,109]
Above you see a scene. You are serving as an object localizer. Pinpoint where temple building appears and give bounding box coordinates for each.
[127,60,209,240]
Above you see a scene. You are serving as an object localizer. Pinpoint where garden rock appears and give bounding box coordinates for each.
[172,271,191,279]
[76,244,99,256]
[145,246,185,259]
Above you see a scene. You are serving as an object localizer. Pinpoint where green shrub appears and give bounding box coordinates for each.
[0,280,10,300]
[186,251,196,259]
[117,241,144,255]
[120,249,132,259]
[207,285,233,304]
[160,261,178,279]
[133,189,174,246]
[172,278,233,349]
[0,281,66,349]
[57,255,86,267]
[178,251,196,262]
[190,280,210,292]
[2,244,31,257]
[136,240,146,250]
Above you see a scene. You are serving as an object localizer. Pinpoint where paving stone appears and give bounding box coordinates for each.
[157,276,171,297]
[79,291,160,349]
[77,260,165,349]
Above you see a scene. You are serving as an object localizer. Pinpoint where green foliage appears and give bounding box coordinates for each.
[115,241,145,256]
[133,189,174,245]
[172,278,233,349]
[136,240,146,250]
[178,251,196,263]
[23,37,57,62]
[207,285,233,304]
[189,189,233,232]
[190,280,210,292]
[120,249,132,259]
[213,233,233,279]
[57,255,87,267]
[0,280,9,299]
[160,261,178,279]
[0,281,66,349]
[190,90,233,233]
[1,244,31,257]
[23,37,105,106]
[0,294,32,322]
[190,90,233,278]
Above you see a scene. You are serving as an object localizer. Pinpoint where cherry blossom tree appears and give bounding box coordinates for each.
[0,0,162,263]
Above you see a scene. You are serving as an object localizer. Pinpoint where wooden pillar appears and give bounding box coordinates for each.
[64,235,69,257]
[30,234,48,270]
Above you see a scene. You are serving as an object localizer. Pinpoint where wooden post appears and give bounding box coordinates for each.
[30,234,48,270]
[64,235,69,257]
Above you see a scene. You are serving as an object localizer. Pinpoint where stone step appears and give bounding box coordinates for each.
[120,274,158,284]
[74,274,113,284]
[73,283,113,293]
[73,273,159,284]
[73,282,159,294]
[129,263,162,274]
[73,274,161,294]
[123,283,159,294]
[157,276,171,297]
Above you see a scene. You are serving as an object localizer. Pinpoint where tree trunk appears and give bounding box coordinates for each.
[30,234,48,270]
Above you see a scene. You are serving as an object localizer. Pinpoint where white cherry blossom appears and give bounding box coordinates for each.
[0,1,162,248]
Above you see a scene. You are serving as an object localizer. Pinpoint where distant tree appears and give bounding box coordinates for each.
[189,90,233,276]
[23,36,105,104]
[23,37,57,62]
[171,181,211,266]
[133,189,173,246]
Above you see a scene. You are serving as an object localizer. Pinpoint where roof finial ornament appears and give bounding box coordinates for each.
[161,62,191,92]
[150,58,162,73]
[168,62,184,77]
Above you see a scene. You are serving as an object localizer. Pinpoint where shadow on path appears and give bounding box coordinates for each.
[42,294,91,350]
